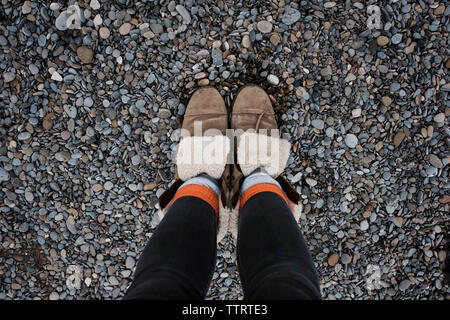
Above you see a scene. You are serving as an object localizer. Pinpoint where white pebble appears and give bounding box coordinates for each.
[51,71,63,82]
[267,74,279,86]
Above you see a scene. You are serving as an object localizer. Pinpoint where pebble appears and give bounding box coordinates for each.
[175,5,191,24]
[22,1,31,14]
[0,168,10,182]
[131,155,141,166]
[377,35,389,46]
[391,34,402,45]
[99,27,110,39]
[381,96,392,106]
[433,113,445,123]
[344,134,358,148]
[311,119,324,130]
[77,46,93,64]
[393,131,406,147]
[125,257,135,269]
[119,23,132,35]
[242,35,251,48]
[282,7,301,25]
[328,253,339,266]
[341,254,351,265]
[306,178,317,187]
[90,0,100,10]
[257,21,273,34]
[360,220,369,231]
[399,279,411,291]
[267,74,279,86]
[150,23,163,34]
[51,71,63,81]
[3,72,15,82]
[429,155,443,169]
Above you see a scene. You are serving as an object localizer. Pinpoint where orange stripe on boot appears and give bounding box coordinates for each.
[239,183,288,212]
[166,184,219,219]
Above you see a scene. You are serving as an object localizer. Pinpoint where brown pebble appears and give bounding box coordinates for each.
[377,35,389,46]
[119,22,131,35]
[76,46,94,64]
[99,27,110,39]
[98,214,106,223]
[241,35,250,48]
[11,283,21,290]
[270,34,280,46]
[328,253,339,267]
[61,130,71,140]
[434,5,445,15]
[144,183,156,191]
[198,79,209,86]
[43,119,53,131]
[393,131,406,147]
[92,184,103,192]
[381,96,392,106]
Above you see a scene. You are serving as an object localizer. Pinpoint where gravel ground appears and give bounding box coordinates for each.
[0,0,449,300]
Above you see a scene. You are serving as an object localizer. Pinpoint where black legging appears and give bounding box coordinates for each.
[123,192,321,300]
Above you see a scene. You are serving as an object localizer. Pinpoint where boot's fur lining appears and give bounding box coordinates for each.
[237,132,291,177]
[176,135,230,181]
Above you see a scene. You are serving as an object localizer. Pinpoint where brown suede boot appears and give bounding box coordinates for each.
[156,87,231,239]
[226,84,302,240]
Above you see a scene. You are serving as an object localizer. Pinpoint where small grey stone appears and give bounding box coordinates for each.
[345,73,356,82]
[25,191,34,202]
[131,154,141,166]
[150,23,163,34]
[136,99,146,111]
[345,134,358,148]
[257,21,273,33]
[19,222,29,233]
[311,119,324,130]
[429,154,443,169]
[320,66,332,77]
[158,109,172,119]
[391,34,402,45]
[68,106,77,118]
[341,254,351,264]
[90,0,100,10]
[390,82,401,92]
[360,220,369,231]
[0,168,10,182]
[282,7,301,25]
[306,178,317,187]
[18,132,31,140]
[84,97,94,107]
[29,64,39,75]
[291,172,302,184]
[3,72,15,82]
[325,127,335,137]
[125,256,135,269]
[399,279,411,291]
[55,11,69,31]
[433,113,445,123]
[104,181,113,191]
[175,5,191,24]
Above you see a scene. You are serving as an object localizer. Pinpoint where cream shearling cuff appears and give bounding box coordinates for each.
[176,135,230,181]
[236,132,291,178]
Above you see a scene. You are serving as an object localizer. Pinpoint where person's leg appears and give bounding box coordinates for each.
[237,170,321,300]
[123,175,219,300]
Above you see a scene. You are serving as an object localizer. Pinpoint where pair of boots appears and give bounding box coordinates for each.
[157,84,302,242]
